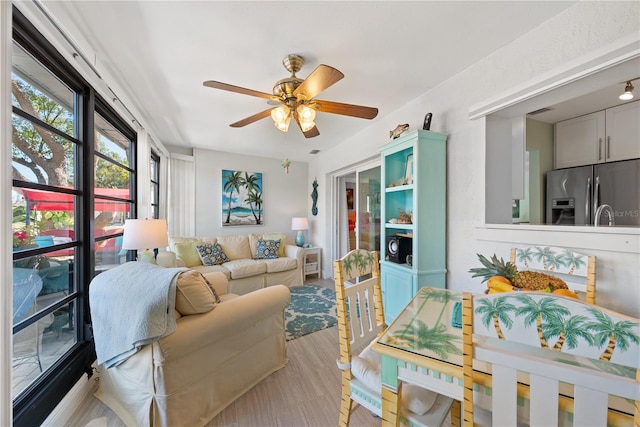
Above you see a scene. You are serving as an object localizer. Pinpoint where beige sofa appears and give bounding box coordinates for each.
[95,270,291,427]
[168,233,304,295]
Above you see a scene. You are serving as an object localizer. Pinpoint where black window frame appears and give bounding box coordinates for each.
[11,8,137,426]
[150,150,160,219]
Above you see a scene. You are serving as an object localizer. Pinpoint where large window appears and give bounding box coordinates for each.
[150,150,160,219]
[11,8,136,426]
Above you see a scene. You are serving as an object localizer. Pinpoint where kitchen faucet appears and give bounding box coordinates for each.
[594,204,615,227]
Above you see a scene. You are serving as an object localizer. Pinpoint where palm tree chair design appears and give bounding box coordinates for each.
[334,249,453,427]
[510,246,596,304]
[461,291,639,426]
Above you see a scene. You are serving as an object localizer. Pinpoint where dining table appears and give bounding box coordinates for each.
[371,286,636,427]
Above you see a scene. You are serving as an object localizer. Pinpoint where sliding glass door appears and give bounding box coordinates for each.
[357,166,381,252]
[334,162,381,261]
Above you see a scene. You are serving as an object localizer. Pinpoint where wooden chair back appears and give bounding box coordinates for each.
[462,291,639,427]
[510,246,596,304]
[334,249,384,426]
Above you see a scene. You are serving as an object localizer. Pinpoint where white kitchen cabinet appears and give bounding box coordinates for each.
[555,101,639,168]
[554,111,605,168]
[604,101,640,162]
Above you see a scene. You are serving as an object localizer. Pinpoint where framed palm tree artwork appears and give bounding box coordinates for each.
[222,169,263,226]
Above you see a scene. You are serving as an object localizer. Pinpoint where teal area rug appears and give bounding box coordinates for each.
[285,284,337,341]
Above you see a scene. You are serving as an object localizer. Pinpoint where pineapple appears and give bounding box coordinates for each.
[469,253,567,291]
[511,270,567,291]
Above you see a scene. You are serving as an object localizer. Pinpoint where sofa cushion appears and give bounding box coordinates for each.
[175,270,216,315]
[199,272,221,303]
[262,257,297,273]
[196,242,230,266]
[217,235,252,260]
[192,264,231,280]
[254,239,280,259]
[169,236,218,248]
[173,242,202,268]
[202,271,229,297]
[223,259,267,279]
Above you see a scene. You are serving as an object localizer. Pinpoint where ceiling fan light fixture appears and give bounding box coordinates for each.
[297,104,316,122]
[300,120,316,132]
[271,105,290,122]
[619,81,634,100]
[273,114,291,132]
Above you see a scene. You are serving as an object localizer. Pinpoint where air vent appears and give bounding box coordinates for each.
[309,149,320,154]
[528,107,552,115]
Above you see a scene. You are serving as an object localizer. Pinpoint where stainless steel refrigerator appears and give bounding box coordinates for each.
[546,158,640,226]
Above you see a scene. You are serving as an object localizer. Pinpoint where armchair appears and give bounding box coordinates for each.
[93,266,291,426]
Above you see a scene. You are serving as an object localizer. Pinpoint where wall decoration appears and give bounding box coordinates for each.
[281,158,291,174]
[222,169,263,226]
[390,123,409,139]
[423,112,432,130]
[346,188,354,210]
[311,179,319,216]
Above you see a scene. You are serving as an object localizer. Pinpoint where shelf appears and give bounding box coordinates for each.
[395,233,414,238]
[386,184,414,193]
[380,260,414,270]
[385,223,413,230]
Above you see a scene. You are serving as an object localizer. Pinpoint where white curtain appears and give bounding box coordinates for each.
[167,153,195,237]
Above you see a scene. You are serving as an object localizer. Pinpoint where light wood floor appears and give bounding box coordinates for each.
[65,279,379,427]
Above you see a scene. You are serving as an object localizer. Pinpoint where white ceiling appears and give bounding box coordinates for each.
[39,1,582,161]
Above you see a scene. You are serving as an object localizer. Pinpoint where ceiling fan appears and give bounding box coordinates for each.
[203,54,378,138]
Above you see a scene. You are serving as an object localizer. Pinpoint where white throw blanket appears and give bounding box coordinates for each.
[89,262,186,368]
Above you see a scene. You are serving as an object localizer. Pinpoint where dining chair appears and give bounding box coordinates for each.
[510,246,596,304]
[334,249,453,427]
[462,291,639,426]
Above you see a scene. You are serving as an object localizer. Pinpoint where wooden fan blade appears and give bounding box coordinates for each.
[310,99,378,119]
[303,125,320,138]
[230,108,273,127]
[293,65,344,100]
[293,112,320,138]
[203,80,274,100]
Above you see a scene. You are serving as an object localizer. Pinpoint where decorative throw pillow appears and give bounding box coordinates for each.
[175,270,216,315]
[200,272,221,303]
[196,242,229,266]
[263,233,286,257]
[254,239,280,259]
[173,242,202,268]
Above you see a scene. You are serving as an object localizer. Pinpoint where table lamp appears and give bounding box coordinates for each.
[122,219,175,267]
[291,217,308,247]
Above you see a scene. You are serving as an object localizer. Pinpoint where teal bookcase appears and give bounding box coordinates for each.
[380,129,447,323]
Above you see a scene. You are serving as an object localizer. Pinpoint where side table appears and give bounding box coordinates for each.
[302,247,322,280]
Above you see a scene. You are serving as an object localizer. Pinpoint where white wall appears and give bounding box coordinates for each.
[192,148,309,243]
[310,1,640,317]
[526,118,554,224]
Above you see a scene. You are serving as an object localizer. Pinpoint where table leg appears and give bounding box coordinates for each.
[450,399,462,427]
[381,385,402,427]
[380,354,402,426]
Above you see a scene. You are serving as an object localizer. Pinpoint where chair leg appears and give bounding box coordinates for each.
[450,399,462,427]
[338,372,353,427]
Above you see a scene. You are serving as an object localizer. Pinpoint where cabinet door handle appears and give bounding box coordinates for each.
[607,136,610,159]
[598,138,602,161]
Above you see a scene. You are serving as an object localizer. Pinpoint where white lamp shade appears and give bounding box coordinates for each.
[122,219,169,250]
[291,217,309,231]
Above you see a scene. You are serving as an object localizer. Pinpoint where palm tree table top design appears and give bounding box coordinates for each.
[373,286,639,424]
